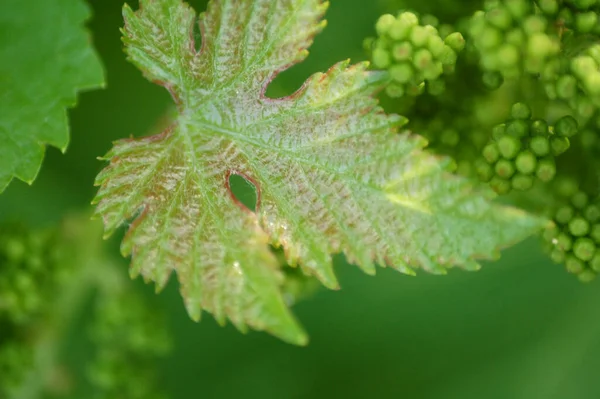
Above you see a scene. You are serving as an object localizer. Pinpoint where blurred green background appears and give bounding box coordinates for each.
[2,0,600,398]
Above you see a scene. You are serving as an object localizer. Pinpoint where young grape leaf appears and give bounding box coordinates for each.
[93,0,545,344]
[0,0,105,192]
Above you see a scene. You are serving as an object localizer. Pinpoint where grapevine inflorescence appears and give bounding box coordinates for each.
[0,218,171,397]
[369,0,600,280]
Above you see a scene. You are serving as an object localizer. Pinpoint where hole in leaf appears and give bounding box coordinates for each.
[228,173,258,212]
[193,16,202,52]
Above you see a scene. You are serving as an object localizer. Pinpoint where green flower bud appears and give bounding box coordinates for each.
[591,224,600,243]
[483,142,500,163]
[410,25,431,47]
[536,158,556,182]
[492,124,506,140]
[427,35,446,57]
[512,173,534,190]
[376,14,396,36]
[550,248,566,263]
[578,269,596,283]
[497,135,522,158]
[444,32,465,52]
[566,254,585,274]
[556,206,575,225]
[511,103,532,120]
[476,159,494,182]
[523,15,547,35]
[590,253,600,272]
[482,71,504,90]
[372,48,391,69]
[385,84,405,98]
[490,176,511,194]
[388,21,411,41]
[550,136,570,155]
[392,42,413,61]
[505,0,532,19]
[530,119,549,136]
[572,191,589,209]
[413,49,434,69]
[569,217,590,236]
[537,0,559,14]
[495,159,516,178]
[554,115,578,137]
[505,119,529,138]
[479,26,503,49]
[576,11,598,33]
[390,63,413,83]
[501,44,522,69]
[585,205,600,223]
[515,150,536,174]
[574,237,596,261]
[530,136,550,156]
[556,75,578,99]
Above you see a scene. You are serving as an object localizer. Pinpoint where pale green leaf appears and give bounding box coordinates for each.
[0,0,105,192]
[93,0,545,344]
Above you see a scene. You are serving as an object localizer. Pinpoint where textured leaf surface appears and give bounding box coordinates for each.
[0,0,105,192]
[94,0,545,344]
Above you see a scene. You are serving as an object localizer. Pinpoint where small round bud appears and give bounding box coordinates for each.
[410,25,431,47]
[385,84,405,98]
[585,205,600,223]
[497,135,521,158]
[550,136,570,156]
[372,48,391,68]
[483,143,500,163]
[530,119,549,136]
[566,255,585,274]
[555,206,575,225]
[505,119,529,138]
[476,160,494,182]
[556,75,578,99]
[572,191,589,209]
[490,176,511,194]
[569,217,590,237]
[515,151,537,174]
[557,233,573,251]
[495,159,516,178]
[591,224,600,243]
[482,71,504,90]
[555,115,579,137]
[376,14,397,36]
[512,173,534,190]
[574,237,596,261]
[413,49,434,69]
[590,253,600,272]
[390,63,413,83]
[578,269,596,283]
[511,103,532,120]
[535,158,556,182]
[492,124,506,140]
[530,136,550,156]
[550,248,566,263]
[392,42,413,61]
[444,32,465,52]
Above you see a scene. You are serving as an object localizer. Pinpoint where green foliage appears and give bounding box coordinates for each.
[0,0,105,192]
[93,0,544,344]
[4,0,600,397]
[0,217,170,398]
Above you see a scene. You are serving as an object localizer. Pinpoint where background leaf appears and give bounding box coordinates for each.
[0,0,105,192]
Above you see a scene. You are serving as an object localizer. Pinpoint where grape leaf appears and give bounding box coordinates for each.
[0,0,105,192]
[93,0,545,344]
